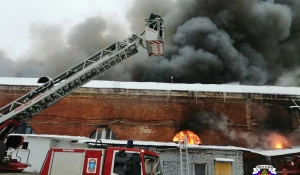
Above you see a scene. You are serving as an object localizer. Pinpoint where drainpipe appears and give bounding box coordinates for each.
[266,156,271,164]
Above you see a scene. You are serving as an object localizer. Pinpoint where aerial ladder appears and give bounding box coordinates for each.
[0,13,164,172]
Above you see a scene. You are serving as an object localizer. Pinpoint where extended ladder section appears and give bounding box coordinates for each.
[0,14,165,140]
[179,134,189,175]
[0,36,140,124]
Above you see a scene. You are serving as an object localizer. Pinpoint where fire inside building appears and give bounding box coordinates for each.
[2,77,300,174]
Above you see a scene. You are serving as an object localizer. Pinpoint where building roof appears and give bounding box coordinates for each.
[1,77,300,96]
[73,139,300,157]
[9,134,300,157]
[253,148,300,157]
[76,138,253,151]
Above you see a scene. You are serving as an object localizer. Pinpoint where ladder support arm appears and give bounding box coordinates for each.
[0,13,165,142]
[0,35,141,124]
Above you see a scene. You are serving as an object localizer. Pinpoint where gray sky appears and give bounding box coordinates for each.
[0,0,133,59]
[2,0,300,87]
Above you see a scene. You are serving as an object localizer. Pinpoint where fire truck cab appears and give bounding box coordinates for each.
[40,140,163,175]
[279,155,300,175]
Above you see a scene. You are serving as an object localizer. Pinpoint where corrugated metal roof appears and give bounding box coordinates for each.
[1,77,300,95]
[77,138,252,151]
[10,134,300,157]
[73,139,300,157]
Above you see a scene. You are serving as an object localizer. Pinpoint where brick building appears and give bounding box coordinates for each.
[1,77,300,148]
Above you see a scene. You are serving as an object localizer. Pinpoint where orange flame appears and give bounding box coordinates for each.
[173,130,201,145]
[275,141,283,149]
[269,133,291,149]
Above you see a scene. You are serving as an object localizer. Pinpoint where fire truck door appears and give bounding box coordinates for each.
[83,150,103,175]
[48,149,85,175]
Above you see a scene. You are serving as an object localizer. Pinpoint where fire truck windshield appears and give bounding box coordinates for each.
[144,154,163,175]
[113,151,141,175]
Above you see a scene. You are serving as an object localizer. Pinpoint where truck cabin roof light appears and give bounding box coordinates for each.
[37,76,52,83]
[126,140,133,148]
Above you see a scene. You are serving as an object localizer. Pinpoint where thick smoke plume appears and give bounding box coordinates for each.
[184,110,291,148]
[1,0,300,86]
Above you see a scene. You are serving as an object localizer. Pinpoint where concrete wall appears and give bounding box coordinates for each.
[0,85,295,147]
[158,149,244,175]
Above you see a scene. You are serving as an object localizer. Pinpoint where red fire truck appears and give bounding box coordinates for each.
[0,13,165,173]
[278,155,300,175]
[40,140,163,175]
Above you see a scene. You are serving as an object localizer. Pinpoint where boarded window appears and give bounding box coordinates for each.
[215,162,232,175]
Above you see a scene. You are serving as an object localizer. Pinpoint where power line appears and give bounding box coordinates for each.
[27,120,177,126]
[32,114,174,122]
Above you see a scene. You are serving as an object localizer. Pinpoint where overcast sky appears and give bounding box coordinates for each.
[0,0,134,59]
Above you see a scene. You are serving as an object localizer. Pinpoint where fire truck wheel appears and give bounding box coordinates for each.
[0,141,6,161]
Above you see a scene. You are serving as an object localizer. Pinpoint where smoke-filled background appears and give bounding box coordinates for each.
[182,110,294,148]
[1,0,300,86]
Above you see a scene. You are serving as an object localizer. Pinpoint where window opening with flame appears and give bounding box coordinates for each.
[173,130,201,145]
[271,134,291,149]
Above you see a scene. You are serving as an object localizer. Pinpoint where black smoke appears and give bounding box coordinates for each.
[123,0,300,86]
[1,0,300,86]
[181,110,291,148]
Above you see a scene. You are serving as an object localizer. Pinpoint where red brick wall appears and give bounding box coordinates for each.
[0,86,293,147]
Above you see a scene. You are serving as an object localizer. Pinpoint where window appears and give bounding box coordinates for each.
[173,130,201,145]
[13,123,34,134]
[89,128,116,140]
[113,151,141,175]
[194,163,206,175]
